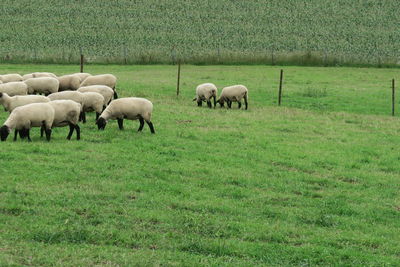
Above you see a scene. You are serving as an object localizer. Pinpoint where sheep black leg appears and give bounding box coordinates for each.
[82,112,86,123]
[197,100,202,107]
[207,100,212,108]
[14,130,18,141]
[238,101,242,109]
[26,129,32,142]
[138,118,145,132]
[45,128,52,142]
[213,96,217,108]
[75,124,81,140]
[67,123,74,140]
[244,97,248,110]
[227,100,232,109]
[117,118,124,130]
[40,125,45,138]
[146,121,155,134]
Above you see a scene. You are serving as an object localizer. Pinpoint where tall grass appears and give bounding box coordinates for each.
[0,0,399,66]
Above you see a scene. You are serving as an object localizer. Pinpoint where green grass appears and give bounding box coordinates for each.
[0,1,399,66]
[1,64,400,266]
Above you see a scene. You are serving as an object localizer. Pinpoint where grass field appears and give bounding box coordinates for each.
[1,64,400,266]
[0,1,399,66]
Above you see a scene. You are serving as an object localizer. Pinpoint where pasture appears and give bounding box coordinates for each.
[0,64,400,266]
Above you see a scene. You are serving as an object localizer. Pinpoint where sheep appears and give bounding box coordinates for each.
[193,83,218,108]
[0,80,3,84]
[0,74,23,83]
[57,75,81,91]
[96,97,155,134]
[25,77,59,96]
[0,102,55,142]
[43,100,81,140]
[0,82,28,96]
[80,74,118,99]
[22,72,57,80]
[0,92,49,113]
[216,85,248,110]
[71,73,91,83]
[78,85,114,107]
[80,92,104,122]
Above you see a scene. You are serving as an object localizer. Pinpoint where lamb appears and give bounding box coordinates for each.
[216,85,248,110]
[96,97,155,134]
[78,85,114,107]
[80,74,118,99]
[0,102,55,142]
[25,77,59,96]
[57,75,81,91]
[80,92,105,122]
[22,72,57,80]
[71,73,91,83]
[0,92,49,113]
[0,74,23,83]
[44,100,81,140]
[193,83,218,108]
[0,82,28,96]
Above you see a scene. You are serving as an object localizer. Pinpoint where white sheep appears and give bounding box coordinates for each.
[0,74,23,83]
[81,92,105,122]
[0,82,28,96]
[193,83,218,108]
[96,97,155,134]
[217,85,248,110]
[0,102,55,142]
[25,77,59,96]
[0,92,49,112]
[22,72,57,80]
[71,73,91,83]
[78,85,114,107]
[45,100,81,140]
[80,74,118,99]
[57,75,81,91]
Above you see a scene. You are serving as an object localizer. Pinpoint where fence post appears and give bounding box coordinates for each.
[392,79,395,116]
[124,46,127,64]
[80,47,84,73]
[278,69,284,106]
[176,61,181,96]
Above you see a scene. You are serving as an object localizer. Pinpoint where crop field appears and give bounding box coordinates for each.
[0,0,399,66]
[0,64,399,266]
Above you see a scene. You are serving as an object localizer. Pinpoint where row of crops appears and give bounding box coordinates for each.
[0,0,399,66]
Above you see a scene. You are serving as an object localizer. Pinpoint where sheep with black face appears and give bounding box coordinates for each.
[216,85,248,110]
[193,83,218,108]
[96,97,155,134]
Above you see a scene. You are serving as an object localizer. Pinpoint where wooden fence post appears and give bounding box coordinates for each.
[392,79,395,116]
[278,69,284,106]
[124,46,127,65]
[176,61,181,96]
[80,47,84,73]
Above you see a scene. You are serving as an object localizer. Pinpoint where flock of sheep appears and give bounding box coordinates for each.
[0,72,248,142]
[0,72,155,141]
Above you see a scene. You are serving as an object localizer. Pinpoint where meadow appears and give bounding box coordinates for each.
[0,64,399,266]
[0,0,399,66]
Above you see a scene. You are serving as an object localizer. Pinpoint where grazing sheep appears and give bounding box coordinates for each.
[57,75,81,91]
[0,82,28,96]
[0,102,55,142]
[22,72,57,80]
[78,85,114,107]
[25,77,59,96]
[71,73,91,83]
[216,85,248,110]
[0,92,49,112]
[80,74,118,99]
[96,97,155,134]
[80,92,104,122]
[193,83,218,108]
[0,74,23,83]
[44,100,81,140]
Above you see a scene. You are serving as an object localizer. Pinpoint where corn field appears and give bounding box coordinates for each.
[0,0,399,66]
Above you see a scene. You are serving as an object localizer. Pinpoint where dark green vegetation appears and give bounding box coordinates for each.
[0,1,399,66]
[1,64,400,266]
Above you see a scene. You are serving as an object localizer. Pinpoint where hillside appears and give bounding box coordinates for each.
[0,0,399,65]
